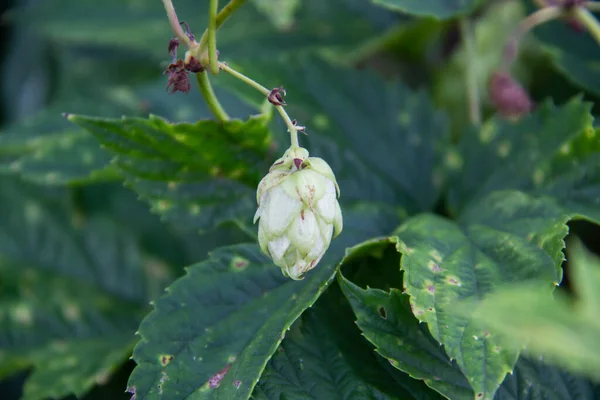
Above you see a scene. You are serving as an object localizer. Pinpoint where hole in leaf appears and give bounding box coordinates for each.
[378,306,387,319]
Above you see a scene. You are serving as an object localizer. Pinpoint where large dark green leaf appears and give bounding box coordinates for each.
[394,190,571,398]
[338,238,473,400]
[370,0,484,19]
[457,239,600,382]
[448,98,594,214]
[68,113,271,231]
[253,281,441,400]
[495,355,600,400]
[0,177,158,399]
[219,58,450,215]
[127,202,400,400]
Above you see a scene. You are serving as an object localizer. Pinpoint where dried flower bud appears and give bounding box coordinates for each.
[164,59,190,94]
[185,56,204,73]
[489,71,533,118]
[254,146,343,280]
[268,87,287,106]
[168,38,180,59]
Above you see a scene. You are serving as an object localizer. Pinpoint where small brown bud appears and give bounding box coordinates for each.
[489,72,533,118]
[168,38,180,59]
[164,59,190,94]
[268,86,286,106]
[185,56,204,73]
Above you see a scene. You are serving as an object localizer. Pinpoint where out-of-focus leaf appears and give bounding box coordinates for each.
[457,239,600,382]
[13,0,398,61]
[0,177,159,398]
[219,57,450,215]
[254,282,442,400]
[434,0,527,135]
[447,98,594,215]
[68,113,271,231]
[338,238,473,400]
[495,355,600,400]
[370,0,485,19]
[22,335,135,400]
[250,0,300,30]
[127,203,400,400]
[394,190,571,398]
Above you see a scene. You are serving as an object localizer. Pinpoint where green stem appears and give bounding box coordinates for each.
[219,62,299,148]
[459,17,481,126]
[198,0,248,52]
[208,0,219,74]
[574,7,600,46]
[196,71,230,121]
[162,0,191,46]
[502,6,563,69]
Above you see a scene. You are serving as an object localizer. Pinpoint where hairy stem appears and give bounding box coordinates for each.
[219,62,299,148]
[198,0,248,52]
[162,0,191,46]
[208,0,219,74]
[196,71,230,122]
[459,18,481,126]
[574,6,600,46]
[502,6,563,69]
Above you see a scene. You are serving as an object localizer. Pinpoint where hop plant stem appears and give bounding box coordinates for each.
[196,71,230,121]
[208,0,219,74]
[162,0,192,46]
[198,0,248,52]
[502,6,563,70]
[574,7,600,45]
[218,62,300,148]
[459,17,481,126]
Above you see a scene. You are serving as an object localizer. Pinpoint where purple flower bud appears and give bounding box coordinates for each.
[489,72,533,118]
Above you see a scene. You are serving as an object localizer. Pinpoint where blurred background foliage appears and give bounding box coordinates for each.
[1,0,600,399]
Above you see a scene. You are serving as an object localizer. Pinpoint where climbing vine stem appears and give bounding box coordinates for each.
[219,62,299,148]
[196,71,230,122]
[162,0,191,46]
[207,0,219,74]
[459,17,481,126]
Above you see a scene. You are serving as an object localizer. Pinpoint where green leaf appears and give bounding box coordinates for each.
[394,190,570,398]
[459,239,600,382]
[2,130,121,185]
[370,0,485,19]
[338,238,473,400]
[523,0,600,97]
[0,177,156,398]
[254,281,441,400]
[22,335,135,400]
[68,113,271,231]
[127,202,400,400]
[220,57,450,215]
[250,0,300,30]
[448,98,594,214]
[496,355,600,400]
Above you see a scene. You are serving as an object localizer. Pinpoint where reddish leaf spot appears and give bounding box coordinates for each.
[159,354,174,366]
[208,364,231,388]
[427,285,435,293]
[234,380,242,389]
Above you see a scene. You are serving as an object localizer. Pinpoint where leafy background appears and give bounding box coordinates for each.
[1,0,600,399]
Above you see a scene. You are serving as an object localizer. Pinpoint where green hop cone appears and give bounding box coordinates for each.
[253,146,343,280]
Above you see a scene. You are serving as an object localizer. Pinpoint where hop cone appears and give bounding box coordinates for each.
[253,146,343,280]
